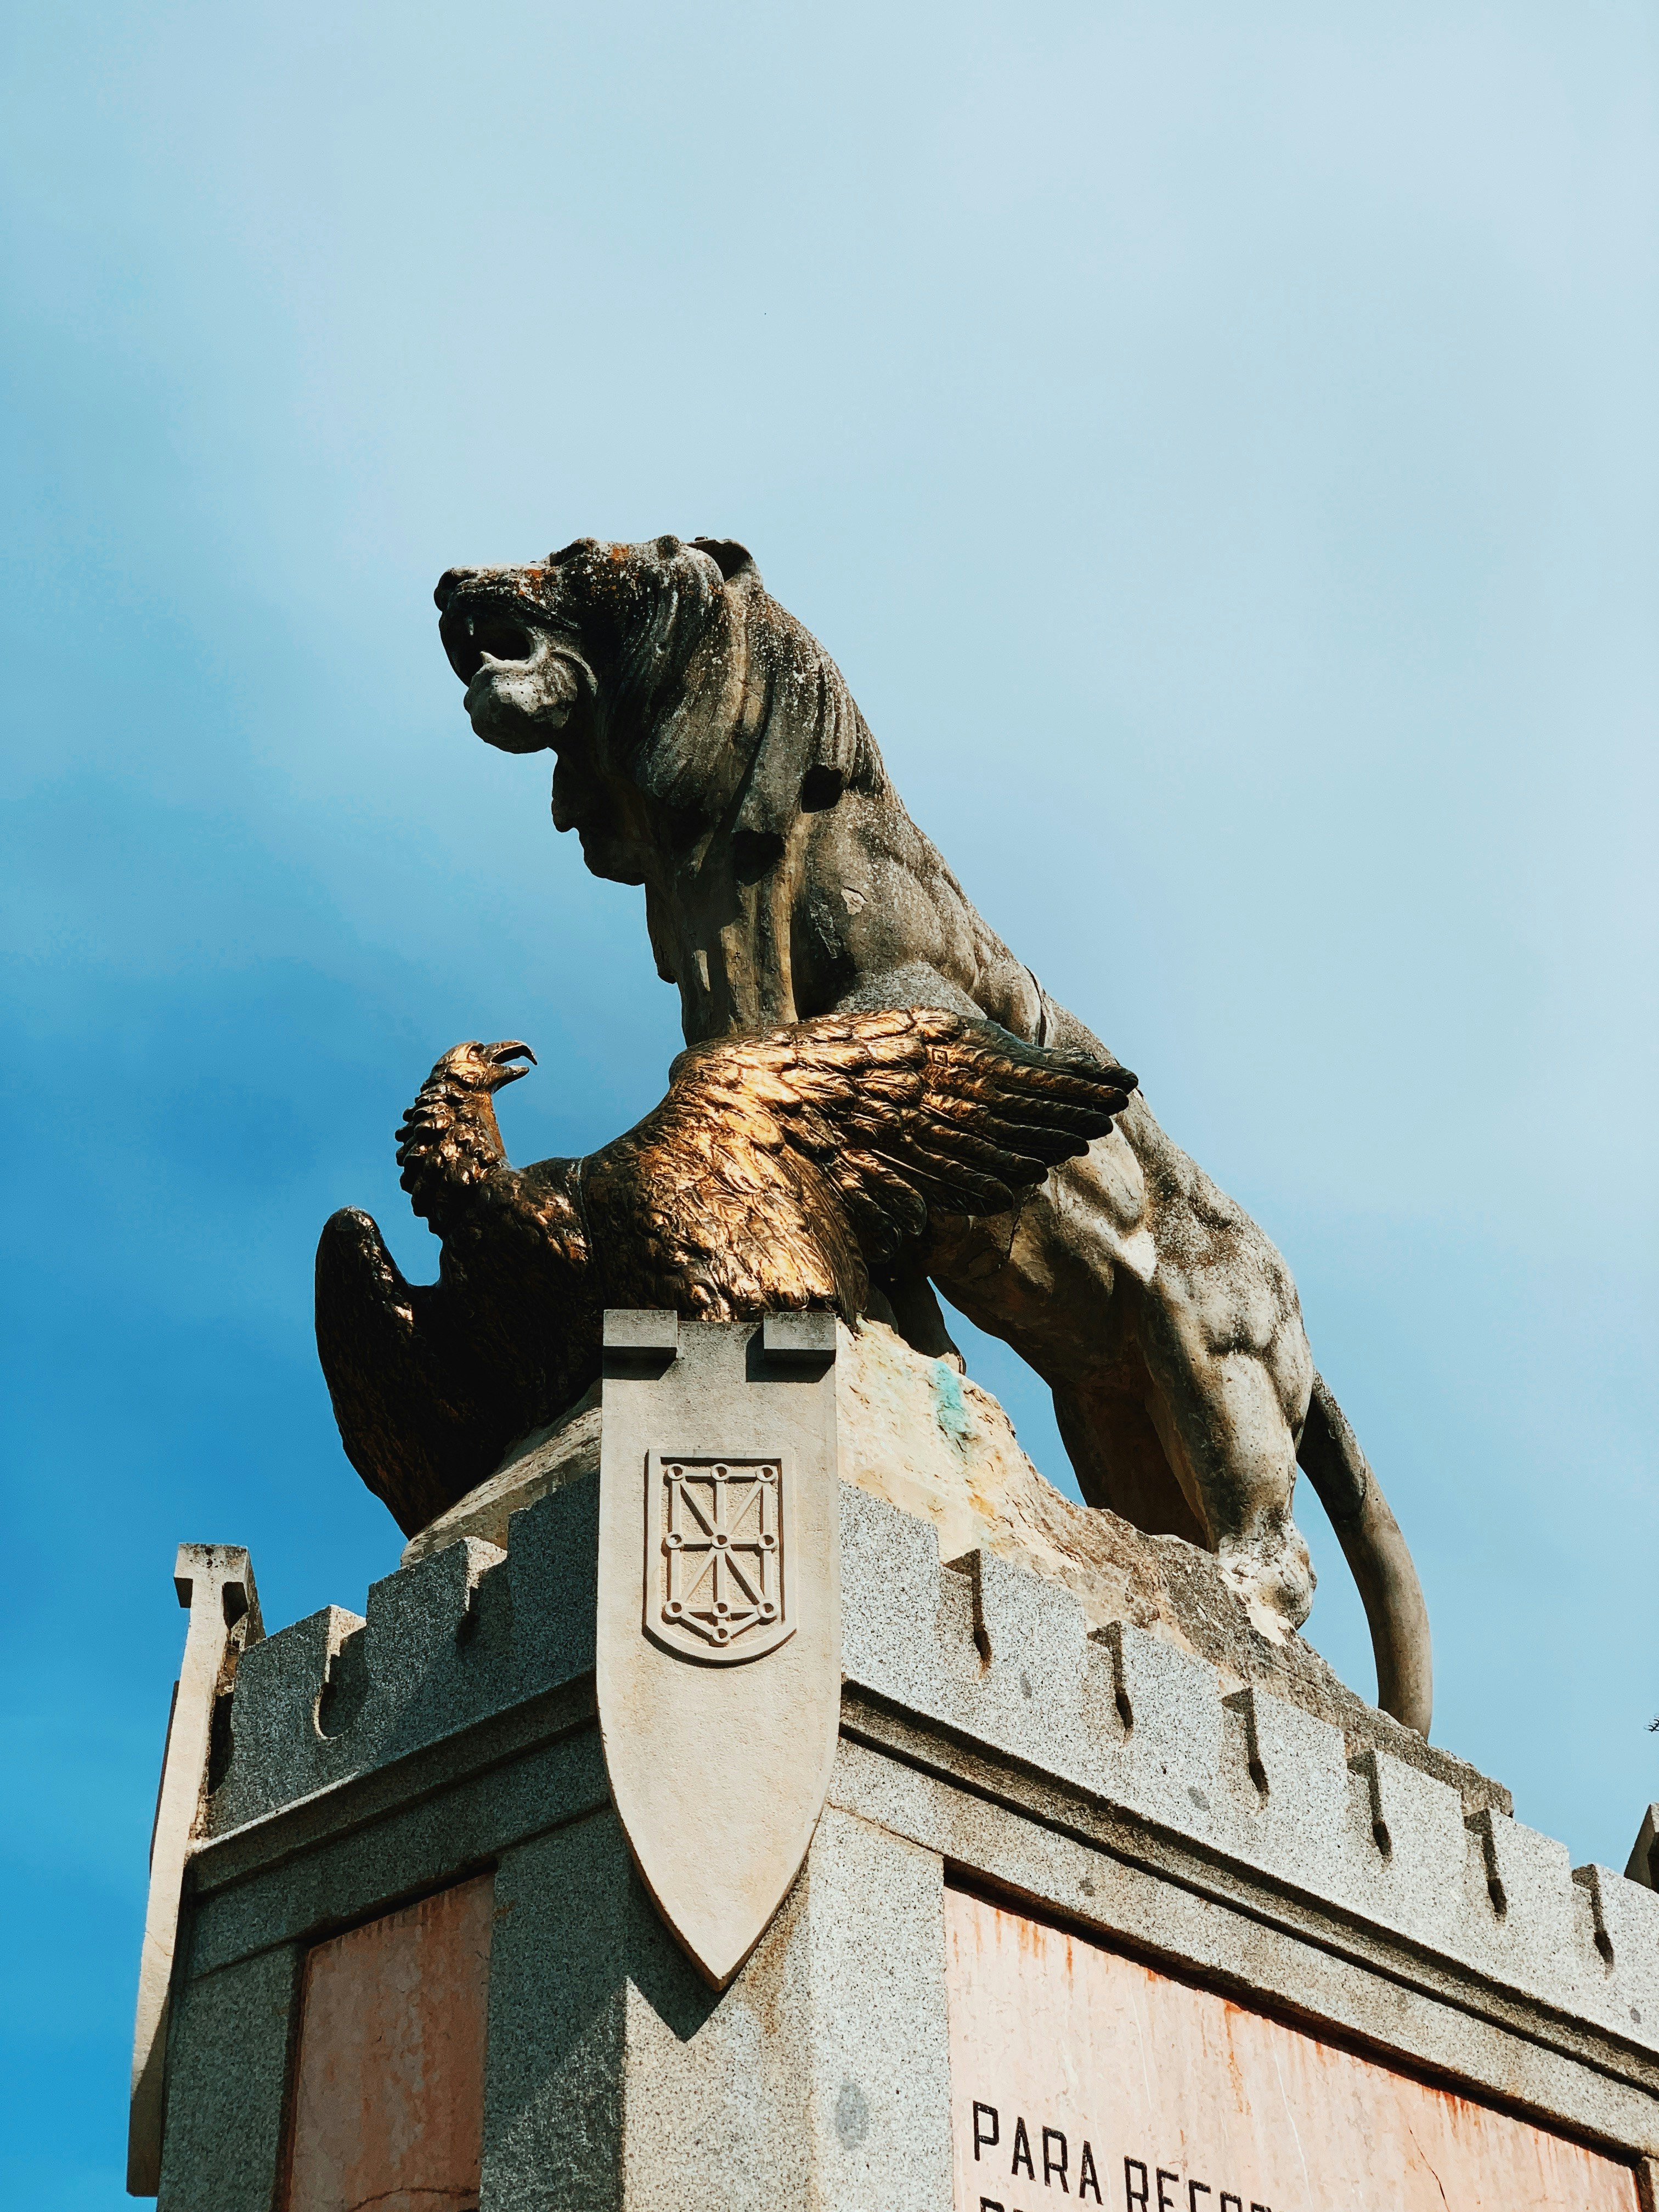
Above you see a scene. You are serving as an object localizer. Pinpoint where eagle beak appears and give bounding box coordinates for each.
[485,1041,537,1086]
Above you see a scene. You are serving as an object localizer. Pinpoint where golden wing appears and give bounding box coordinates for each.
[579,1007,1136,1320]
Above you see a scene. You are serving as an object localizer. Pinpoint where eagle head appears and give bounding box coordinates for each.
[397,1041,538,1224]
[432,1040,538,1092]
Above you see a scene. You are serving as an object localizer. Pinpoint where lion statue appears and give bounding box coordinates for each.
[432,533,1432,1734]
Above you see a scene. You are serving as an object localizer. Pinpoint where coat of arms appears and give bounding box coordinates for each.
[646,1453,792,1661]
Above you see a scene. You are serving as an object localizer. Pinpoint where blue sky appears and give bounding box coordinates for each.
[3,4,1656,2200]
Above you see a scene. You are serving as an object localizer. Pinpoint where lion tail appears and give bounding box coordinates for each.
[1296,1372,1433,1737]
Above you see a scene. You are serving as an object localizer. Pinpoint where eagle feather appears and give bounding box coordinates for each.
[315,1008,1135,1536]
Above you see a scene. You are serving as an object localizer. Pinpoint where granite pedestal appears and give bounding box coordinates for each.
[141,1325,1659,2209]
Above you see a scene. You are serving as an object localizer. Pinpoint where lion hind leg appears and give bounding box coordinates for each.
[1129,1291,1318,1641]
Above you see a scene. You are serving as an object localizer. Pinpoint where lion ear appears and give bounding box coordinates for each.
[690,537,761,587]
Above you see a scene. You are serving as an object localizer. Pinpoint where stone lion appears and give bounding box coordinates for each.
[432,534,1432,1733]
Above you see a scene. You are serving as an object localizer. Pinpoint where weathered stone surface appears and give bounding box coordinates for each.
[403,1383,601,1564]
[946,1888,1643,2211]
[129,1544,263,2197]
[406,1320,1500,1813]
[476,1803,950,2212]
[156,1943,302,2212]
[211,1492,595,1834]
[204,1449,1656,2058]
[284,1877,492,2212]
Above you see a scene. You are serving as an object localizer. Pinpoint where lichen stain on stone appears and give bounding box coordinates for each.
[834,2079,871,2148]
[929,1360,973,1451]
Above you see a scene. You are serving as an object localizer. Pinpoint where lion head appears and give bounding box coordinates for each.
[435,535,884,891]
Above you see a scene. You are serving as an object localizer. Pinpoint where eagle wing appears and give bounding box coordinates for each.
[314,1207,500,1536]
[579,1007,1136,1319]
[320,1093,602,1537]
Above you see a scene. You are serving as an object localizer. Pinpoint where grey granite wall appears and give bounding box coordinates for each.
[161,1465,1659,2207]
[206,1469,1659,2058]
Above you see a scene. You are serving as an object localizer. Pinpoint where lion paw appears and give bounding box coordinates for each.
[1216,1521,1316,1645]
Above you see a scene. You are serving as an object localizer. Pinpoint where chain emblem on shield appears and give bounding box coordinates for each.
[645,1452,794,1662]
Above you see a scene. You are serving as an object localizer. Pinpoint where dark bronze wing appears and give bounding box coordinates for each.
[578,1007,1136,1319]
[314,1207,501,1536]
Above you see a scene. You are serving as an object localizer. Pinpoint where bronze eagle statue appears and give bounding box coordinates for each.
[315,1007,1136,1536]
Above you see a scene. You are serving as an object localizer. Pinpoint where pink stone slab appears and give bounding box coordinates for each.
[945,1889,1638,2212]
[283,1874,493,2212]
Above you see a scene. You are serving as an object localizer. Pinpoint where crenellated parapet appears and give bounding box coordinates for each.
[838,1485,1659,2051]
[209,1478,598,1832]
[205,1465,1659,2060]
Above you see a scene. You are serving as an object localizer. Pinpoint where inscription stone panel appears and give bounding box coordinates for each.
[945,1888,1639,2212]
[282,1873,493,2212]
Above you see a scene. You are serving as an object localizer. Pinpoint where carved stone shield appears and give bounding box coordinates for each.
[597,1311,840,1988]
[645,1451,793,1661]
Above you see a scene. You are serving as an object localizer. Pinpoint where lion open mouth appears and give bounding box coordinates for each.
[437,586,585,755]
[438,594,540,687]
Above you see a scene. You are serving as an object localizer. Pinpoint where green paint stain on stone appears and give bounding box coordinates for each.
[930,1361,973,1449]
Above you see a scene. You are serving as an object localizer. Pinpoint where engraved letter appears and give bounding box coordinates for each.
[1125,2160,1150,2210]
[1078,2141,1102,2205]
[1221,2198,1242,2212]
[974,2104,1001,2162]
[1156,2174,1179,2212]
[1043,2128,1069,2192]
[1012,2118,1036,2180]
[1189,2188,1211,2211]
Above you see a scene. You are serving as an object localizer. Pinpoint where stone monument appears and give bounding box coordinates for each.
[129,541,1659,2209]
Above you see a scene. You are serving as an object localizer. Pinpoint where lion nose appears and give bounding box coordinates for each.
[433,567,478,612]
